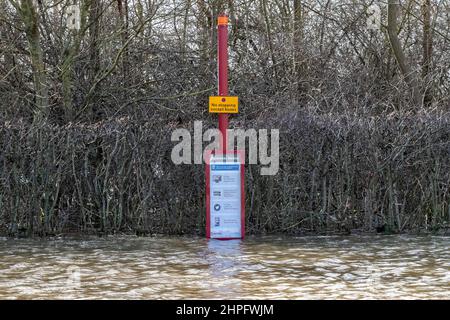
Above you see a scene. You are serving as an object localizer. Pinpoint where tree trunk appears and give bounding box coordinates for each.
[117,0,129,82]
[421,0,433,106]
[293,0,303,77]
[195,0,213,85]
[261,0,278,82]
[89,0,102,120]
[387,0,421,107]
[61,1,88,123]
[18,0,49,123]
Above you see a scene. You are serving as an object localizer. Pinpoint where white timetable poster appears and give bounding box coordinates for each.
[209,155,242,239]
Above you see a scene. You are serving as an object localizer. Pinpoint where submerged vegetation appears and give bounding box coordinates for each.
[0,111,449,236]
[0,1,449,236]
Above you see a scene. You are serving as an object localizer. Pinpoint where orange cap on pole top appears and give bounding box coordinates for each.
[218,15,228,26]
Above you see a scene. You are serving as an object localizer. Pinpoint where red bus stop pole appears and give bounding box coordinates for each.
[217,14,228,153]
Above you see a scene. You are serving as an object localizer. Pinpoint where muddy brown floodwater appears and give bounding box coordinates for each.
[0,235,448,299]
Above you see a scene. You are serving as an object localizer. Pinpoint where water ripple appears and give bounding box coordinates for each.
[0,235,448,299]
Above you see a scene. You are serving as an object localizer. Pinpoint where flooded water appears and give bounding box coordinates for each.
[0,235,448,299]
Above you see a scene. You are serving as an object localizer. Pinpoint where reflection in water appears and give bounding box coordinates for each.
[205,240,244,296]
[0,235,448,299]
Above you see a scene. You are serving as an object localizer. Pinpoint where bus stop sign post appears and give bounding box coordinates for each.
[206,14,245,240]
[217,14,229,152]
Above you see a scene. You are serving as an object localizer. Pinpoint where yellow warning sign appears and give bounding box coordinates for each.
[209,96,239,113]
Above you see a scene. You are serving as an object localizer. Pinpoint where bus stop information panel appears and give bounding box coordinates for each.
[206,151,245,239]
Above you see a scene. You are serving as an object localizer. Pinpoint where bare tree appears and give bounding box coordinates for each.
[421,0,433,106]
[9,0,49,123]
[387,0,421,106]
[117,0,130,81]
[61,1,89,122]
[293,0,303,81]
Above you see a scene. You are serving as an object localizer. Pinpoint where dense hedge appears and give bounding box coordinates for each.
[0,111,449,236]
